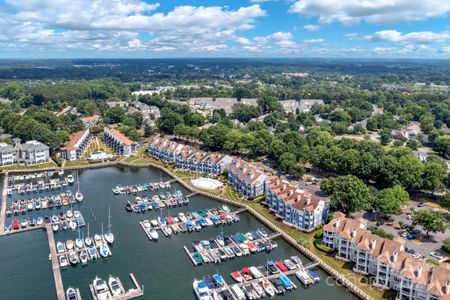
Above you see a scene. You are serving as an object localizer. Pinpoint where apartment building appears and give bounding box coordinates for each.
[0,143,16,166]
[323,213,450,300]
[103,127,137,157]
[264,178,327,231]
[227,160,269,199]
[61,129,90,160]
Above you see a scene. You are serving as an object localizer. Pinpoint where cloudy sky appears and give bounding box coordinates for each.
[0,0,449,58]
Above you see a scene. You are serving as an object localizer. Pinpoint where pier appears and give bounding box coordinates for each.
[46,223,66,300]
[3,223,45,235]
[234,207,248,214]
[89,273,143,300]
[0,173,9,235]
[186,191,198,198]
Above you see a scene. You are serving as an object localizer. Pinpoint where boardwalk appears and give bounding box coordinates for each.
[0,173,8,235]
[89,273,143,300]
[46,223,66,300]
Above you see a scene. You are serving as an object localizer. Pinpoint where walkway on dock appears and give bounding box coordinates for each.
[46,223,66,300]
[186,192,198,198]
[3,224,45,235]
[234,207,248,214]
[90,273,143,300]
[0,173,8,235]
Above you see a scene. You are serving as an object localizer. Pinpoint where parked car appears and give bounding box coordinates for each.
[400,224,410,229]
[417,202,425,207]
[405,247,416,254]
[429,252,444,260]
[409,228,421,235]
[407,234,417,240]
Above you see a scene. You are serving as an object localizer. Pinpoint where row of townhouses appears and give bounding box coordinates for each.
[0,138,50,166]
[264,178,327,232]
[61,129,91,161]
[148,138,327,231]
[323,213,450,300]
[103,127,137,157]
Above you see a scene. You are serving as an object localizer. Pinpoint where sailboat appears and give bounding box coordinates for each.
[75,172,83,202]
[99,223,110,258]
[103,207,114,245]
[85,223,93,247]
[75,228,84,249]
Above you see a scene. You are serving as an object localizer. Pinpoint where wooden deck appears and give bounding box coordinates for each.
[46,223,66,300]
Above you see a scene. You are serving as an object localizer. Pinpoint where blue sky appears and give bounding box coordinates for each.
[0,0,449,58]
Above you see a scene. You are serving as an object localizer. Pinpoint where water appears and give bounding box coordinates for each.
[0,167,357,300]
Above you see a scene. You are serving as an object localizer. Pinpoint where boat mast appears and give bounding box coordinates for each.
[87,223,90,238]
[108,206,112,234]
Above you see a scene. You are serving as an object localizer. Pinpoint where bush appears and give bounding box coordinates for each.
[314,239,333,253]
[368,226,394,240]
[314,230,323,239]
[442,238,450,253]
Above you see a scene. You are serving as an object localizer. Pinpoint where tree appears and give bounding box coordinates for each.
[405,139,418,150]
[442,238,450,253]
[373,185,409,218]
[422,162,446,194]
[380,129,392,145]
[289,164,305,178]
[231,103,261,123]
[278,152,297,172]
[104,106,125,124]
[258,96,281,113]
[157,108,183,134]
[441,191,450,210]
[412,209,448,238]
[321,175,372,215]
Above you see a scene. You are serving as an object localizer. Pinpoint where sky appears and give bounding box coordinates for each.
[0,0,449,58]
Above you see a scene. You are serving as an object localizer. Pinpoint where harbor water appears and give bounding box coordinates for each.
[0,167,357,300]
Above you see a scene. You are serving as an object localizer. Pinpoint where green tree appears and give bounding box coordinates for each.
[373,185,409,218]
[157,108,183,134]
[321,175,372,215]
[441,191,450,210]
[278,152,297,172]
[257,96,281,113]
[104,106,125,124]
[231,103,261,123]
[412,209,448,238]
[405,139,419,150]
[380,129,392,145]
[422,162,446,194]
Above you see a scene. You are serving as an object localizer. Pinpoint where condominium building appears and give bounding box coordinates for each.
[264,178,327,231]
[61,129,90,160]
[323,213,450,300]
[0,143,16,166]
[19,140,50,165]
[227,160,269,199]
[148,138,184,163]
[103,127,137,157]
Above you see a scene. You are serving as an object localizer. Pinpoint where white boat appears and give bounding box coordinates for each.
[56,241,65,253]
[52,223,59,232]
[149,228,159,239]
[59,255,69,268]
[94,234,102,245]
[80,250,88,265]
[51,215,60,223]
[88,246,97,260]
[36,217,44,226]
[74,210,81,218]
[108,276,122,297]
[75,238,84,249]
[193,279,210,300]
[66,210,73,218]
[103,207,114,244]
[68,250,78,265]
[93,276,110,300]
[68,220,77,230]
[75,172,83,202]
[262,280,275,297]
[85,223,93,246]
[66,240,74,250]
[165,225,172,236]
[99,243,110,258]
[66,287,77,300]
[231,284,246,300]
[67,175,75,184]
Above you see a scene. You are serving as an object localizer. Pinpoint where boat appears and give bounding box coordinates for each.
[230,284,246,300]
[79,250,88,265]
[68,250,78,265]
[149,228,159,239]
[59,255,69,268]
[108,275,122,297]
[85,223,93,246]
[66,240,74,250]
[52,223,59,232]
[20,219,28,228]
[164,225,172,236]
[75,238,84,249]
[74,210,81,218]
[104,207,114,244]
[12,219,20,230]
[279,275,293,290]
[93,276,110,300]
[66,210,73,218]
[66,287,77,300]
[231,271,243,283]
[262,280,275,297]
[295,269,313,285]
[68,220,77,230]
[34,199,41,210]
[99,243,110,258]
[212,274,225,286]
[88,246,97,260]
[193,279,210,300]
[51,215,60,223]
[67,175,75,184]
[56,241,65,253]
[36,217,44,226]
[75,172,83,202]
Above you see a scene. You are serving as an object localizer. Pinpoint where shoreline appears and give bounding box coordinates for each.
[1,160,373,300]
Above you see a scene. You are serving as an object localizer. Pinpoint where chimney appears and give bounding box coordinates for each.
[288,189,294,196]
[296,195,301,202]
[281,184,287,192]
[335,219,340,228]
[445,281,450,295]
[370,239,376,250]
[306,198,311,205]
[392,251,398,262]
[351,228,356,238]
[416,266,423,278]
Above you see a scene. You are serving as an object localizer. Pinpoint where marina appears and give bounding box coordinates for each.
[89,273,143,300]
[0,167,357,300]
[139,206,240,239]
[7,176,73,196]
[112,180,173,195]
[184,229,280,266]
[124,191,189,213]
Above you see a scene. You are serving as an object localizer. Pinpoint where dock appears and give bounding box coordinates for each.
[186,192,198,198]
[234,207,248,214]
[3,223,45,235]
[46,223,66,300]
[89,273,143,300]
[0,173,8,235]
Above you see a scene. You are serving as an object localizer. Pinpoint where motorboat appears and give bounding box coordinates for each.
[51,215,60,223]
[12,219,20,230]
[231,271,243,283]
[68,250,78,265]
[66,287,77,300]
[73,211,81,218]
[59,255,69,268]
[68,220,77,230]
[165,225,172,236]
[99,243,110,258]
[20,219,28,228]
[56,241,65,253]
[85,236,93,247]
[94,234,103,245]
[262,280,275,297]
[66,210,73,218]
[67,175,75,184]
[149,228,159,239]
[88,246,97,260]
[36,217,44,226]
[93,276,110,300]
[212,274,225,287]
[75,238,84,249]
[193,279,210,300]
[75,172,83,202]
[52,223,59,232]
[79,250,88,265]
[66,240,74,250]
[103,232,114,245]
[230,284,246,300]
[108,275,122,297]
[34,199,41,210]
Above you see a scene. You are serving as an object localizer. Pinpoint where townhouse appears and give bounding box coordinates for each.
[227,160,269,199]
[103,127,137,157]
[0,143,16,166]
[323,213,450,300]
[80,115,101,128]
[61,129,90,161]
[264,178,327,231]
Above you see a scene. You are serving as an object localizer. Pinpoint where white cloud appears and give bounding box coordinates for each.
[304,24,320,32]
[289,0,450,25]
[365,30,450,44]
[303,38,324,44]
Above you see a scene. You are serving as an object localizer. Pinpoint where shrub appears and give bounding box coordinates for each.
[368,226,394,240]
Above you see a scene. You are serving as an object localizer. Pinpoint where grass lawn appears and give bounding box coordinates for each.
[64,160,90,167]
[0,161,57,173]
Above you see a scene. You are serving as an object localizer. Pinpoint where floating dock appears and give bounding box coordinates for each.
[46,223,66,300]
[0,174,9,235]
[89,273,143,300]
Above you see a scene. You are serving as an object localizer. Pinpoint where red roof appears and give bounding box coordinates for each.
[108,127,135,146]
[62,130,87,151]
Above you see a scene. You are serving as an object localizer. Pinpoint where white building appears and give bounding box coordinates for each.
[103,127,137,157]
[61,129,90,160]
[227,160,269,199]
[0,143,16,166]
